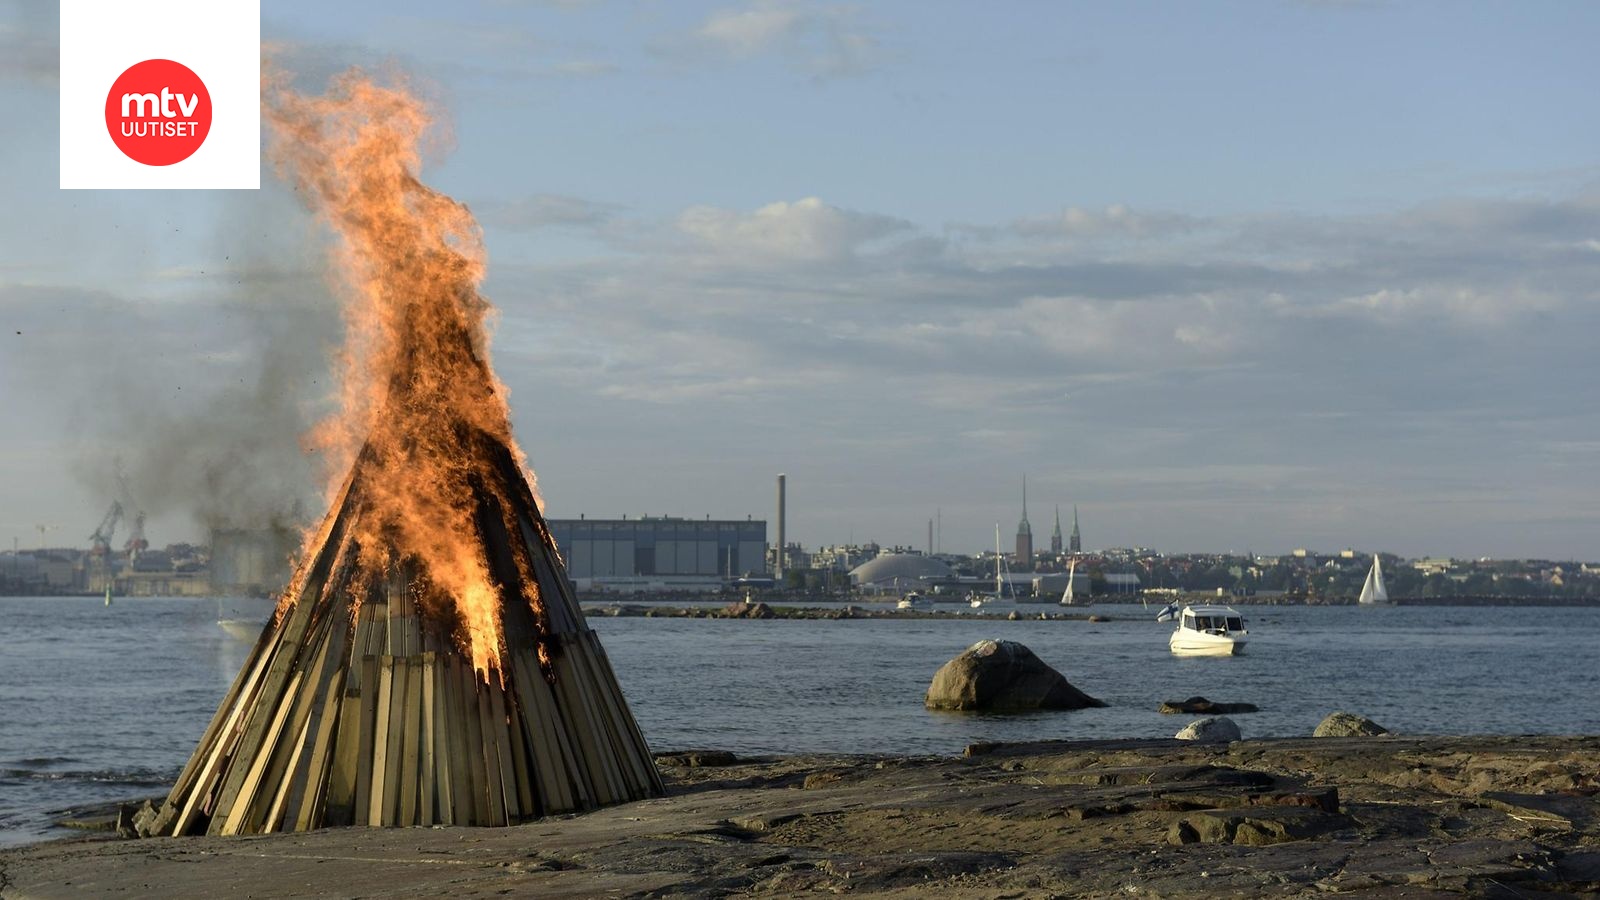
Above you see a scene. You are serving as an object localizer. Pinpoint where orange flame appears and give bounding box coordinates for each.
[264,67,539,676]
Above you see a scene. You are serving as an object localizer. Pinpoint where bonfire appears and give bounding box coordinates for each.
[142,68,662,836]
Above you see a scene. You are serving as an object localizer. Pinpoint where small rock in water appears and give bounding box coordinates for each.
[1313,711,1389,737]
[1159,696,1260,715]
[1174,716,1241,742]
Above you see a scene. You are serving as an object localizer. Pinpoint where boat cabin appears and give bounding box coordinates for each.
[1181,605,1244,635]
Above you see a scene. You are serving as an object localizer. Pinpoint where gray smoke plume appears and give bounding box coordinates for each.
[66,191,341,541]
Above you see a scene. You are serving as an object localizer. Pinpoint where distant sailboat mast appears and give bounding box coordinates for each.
[1358,554,1389,605]
[994,523,1003,600]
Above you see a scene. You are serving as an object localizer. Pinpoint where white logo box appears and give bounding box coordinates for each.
[60,0,259,190]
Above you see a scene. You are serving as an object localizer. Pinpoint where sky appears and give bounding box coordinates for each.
[2,0,1599,560]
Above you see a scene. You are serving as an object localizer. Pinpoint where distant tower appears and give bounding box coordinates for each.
[1050,505,1064,555]
[1069,505,1082,555]
[776,474,787,579]
[1014,476,1033,567]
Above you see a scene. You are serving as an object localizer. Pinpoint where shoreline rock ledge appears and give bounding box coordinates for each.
[925,639,1106,712]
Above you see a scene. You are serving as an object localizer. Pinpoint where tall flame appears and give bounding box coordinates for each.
[264,67,538,675]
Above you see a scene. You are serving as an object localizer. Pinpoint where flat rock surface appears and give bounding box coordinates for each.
[4,735,1599,898]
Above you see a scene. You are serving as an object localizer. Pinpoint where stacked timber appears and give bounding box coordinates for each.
[144,432,662,836]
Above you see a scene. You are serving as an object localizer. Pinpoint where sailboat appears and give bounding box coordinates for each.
[103,583,112,607]
[1059,557,1090,606]
[971,524,1006,607]
[1357,554,1389,605]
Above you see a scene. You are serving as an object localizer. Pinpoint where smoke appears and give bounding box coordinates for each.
[66,191,341,540]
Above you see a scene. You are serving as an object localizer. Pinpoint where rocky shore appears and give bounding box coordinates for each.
[5,735,1597,898]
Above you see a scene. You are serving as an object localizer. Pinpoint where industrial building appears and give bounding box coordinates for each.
[546,516,767,592]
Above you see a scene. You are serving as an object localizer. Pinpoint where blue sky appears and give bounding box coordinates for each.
[2,0,1598,558]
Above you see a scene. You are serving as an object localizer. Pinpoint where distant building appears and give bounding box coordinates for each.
[546,516,765,592]
[849,553,953,591]
[1069,506,1082,554]
[1050,506,1063,555]
[210,527,299,597]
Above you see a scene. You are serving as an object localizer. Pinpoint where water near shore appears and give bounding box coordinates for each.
[3,596,1598,845]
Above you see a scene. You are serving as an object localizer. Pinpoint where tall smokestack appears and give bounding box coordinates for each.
[775,474,787,579]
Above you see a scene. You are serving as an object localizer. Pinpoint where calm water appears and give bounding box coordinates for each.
[3,596,1598,845]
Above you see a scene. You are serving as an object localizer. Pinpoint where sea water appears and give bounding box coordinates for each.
[2,596,1597,845]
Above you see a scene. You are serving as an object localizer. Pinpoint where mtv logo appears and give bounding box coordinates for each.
[60,0,259,189]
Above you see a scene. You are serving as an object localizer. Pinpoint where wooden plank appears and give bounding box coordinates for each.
[510,648,568,814]
[218,670,303,835]
[419,652,437,826]
[351,655,379,826]
[293,681,346,830]
[204,595,318,835]
[425,646,451,826]
[460,661,489,825]
[364,655,393,826]
[324,689,362,827]
[277,606,356,827]
[487,675,520,822]
[552,644,622,805]
[380,656,408,826]
[520,648,591,812]
[262,710,314,832]
[399,657,422,826]
[578,630,660,796]
[170,617,284,834]
[475,678,506,825]
[165,606,277,810]
[503,676,535,819]
[448,656,476,825]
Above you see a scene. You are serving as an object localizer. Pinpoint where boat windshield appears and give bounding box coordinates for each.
[1188,614,1244,632]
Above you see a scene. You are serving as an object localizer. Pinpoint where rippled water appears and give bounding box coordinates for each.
[3,596,1597,845]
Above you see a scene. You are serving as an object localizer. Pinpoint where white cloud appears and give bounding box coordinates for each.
[672,197,912,263]
[674,1,883,77]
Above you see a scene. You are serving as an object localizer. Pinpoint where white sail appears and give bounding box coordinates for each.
[1062,558,1076,604]
[1358,554,1389,604]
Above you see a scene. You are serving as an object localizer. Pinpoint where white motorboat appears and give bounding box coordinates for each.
[1357,555,1390,605]
[1168,604,1248,656]
[897,591,933,611]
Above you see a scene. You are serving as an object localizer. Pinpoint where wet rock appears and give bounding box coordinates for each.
[655,750,740,767]
[722,601,774,620]
[1314,711,1389,737]
[924,639,1105,712]
[1168,807,1350,845]
[1159,696,1260,715]
[1175,716,1241,742]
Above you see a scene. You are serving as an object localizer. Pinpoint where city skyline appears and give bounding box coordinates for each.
[3,2,1599,560]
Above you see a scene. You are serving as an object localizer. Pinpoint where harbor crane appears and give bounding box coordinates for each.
[117,471,149,558]
[89,501,124,557]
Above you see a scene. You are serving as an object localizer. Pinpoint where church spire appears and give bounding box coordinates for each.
[1069,505,1082,554]
[1050,505,1064,554]
[1014,476,1033,567]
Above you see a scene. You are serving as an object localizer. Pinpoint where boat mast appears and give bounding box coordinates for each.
[994,523,1002,599]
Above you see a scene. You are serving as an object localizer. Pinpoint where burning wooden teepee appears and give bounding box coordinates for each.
[143,69,662,835]
[148,431,660,836]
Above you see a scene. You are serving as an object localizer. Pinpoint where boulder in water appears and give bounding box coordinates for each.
[1175,716,1242,742]
[924,639,1105,712]
[1313,711,1389,738]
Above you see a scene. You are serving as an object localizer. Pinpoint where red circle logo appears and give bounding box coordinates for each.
[104,59,212,166]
